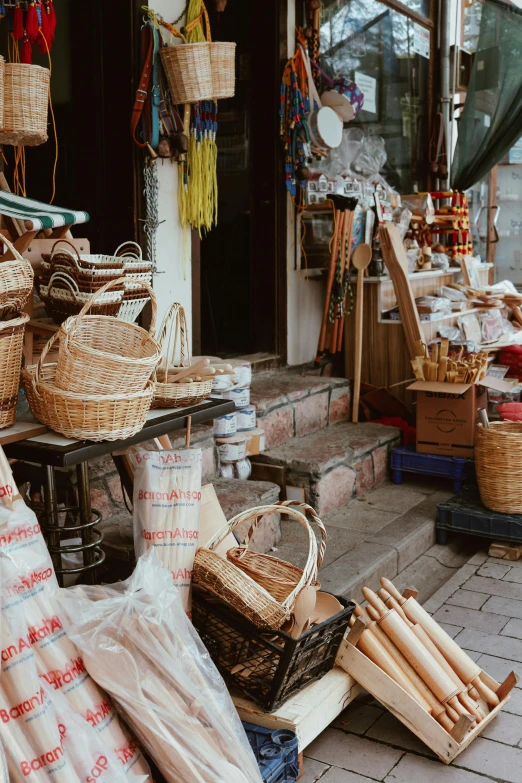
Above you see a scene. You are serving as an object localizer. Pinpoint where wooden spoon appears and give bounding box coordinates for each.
[310,592,343,625]
[290,585,317,639]
[351,243,372,423]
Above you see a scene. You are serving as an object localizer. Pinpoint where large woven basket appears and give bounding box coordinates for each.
[210,42,236,99]
[0,312,29,429]
[56,277,161,396]
[0,56,5,130]
[475,421,522,513]
[0,234,34,320]
[0,63,50,146]
[193,502,324,630]
[227,501,326,602]
[153,302,213,408]
[160,42,213,104]
[26,333,154,441]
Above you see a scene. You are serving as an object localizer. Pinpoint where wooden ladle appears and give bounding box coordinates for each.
[290,585,317,639]
[351,243,372,423]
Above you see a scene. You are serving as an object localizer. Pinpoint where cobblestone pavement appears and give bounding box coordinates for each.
[302,551,522,783]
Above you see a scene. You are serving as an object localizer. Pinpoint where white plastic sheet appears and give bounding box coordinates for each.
[57,549,263,783]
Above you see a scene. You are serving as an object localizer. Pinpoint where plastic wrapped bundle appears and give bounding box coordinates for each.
[57,549,263,783]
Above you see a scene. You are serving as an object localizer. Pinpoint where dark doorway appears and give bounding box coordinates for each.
[1,0,139,252]
[197,0,284,358]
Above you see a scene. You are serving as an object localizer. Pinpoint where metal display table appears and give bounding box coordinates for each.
[5,399,235,585]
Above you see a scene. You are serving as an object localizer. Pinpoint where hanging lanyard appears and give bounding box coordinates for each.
[149,27,161,149]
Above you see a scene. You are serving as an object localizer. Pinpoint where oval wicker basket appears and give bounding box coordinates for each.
[0,234,34,320]
[56,277,161,396]
[0,312,29,429]
[25,333,154,442]
[475,421,522,513]
[153,302,213,408]
[0,63,50,146]
[210,42,236,99]
[193,501,324,630]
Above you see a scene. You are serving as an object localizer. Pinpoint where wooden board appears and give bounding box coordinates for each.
[233,666,361,750]
[336,636,517,764]
[488,541,522,561]
[0,420,48,446]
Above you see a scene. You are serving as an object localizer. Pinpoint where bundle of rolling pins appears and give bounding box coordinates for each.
[410,339,488,384]
[164,358,234,384]
[348,577,500,735]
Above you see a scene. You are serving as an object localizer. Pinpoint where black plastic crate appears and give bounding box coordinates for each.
[437,485,522,545]
[192,587,355,712]
[243,722,300,783]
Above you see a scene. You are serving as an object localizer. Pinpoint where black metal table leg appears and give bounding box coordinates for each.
[42,465,63,582]
[76,462,99,584]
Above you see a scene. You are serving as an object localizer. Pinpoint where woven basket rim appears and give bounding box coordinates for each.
[0,312,30,331]
[33,370,155,402]
[60,315,162,364]
[5,62,49,74]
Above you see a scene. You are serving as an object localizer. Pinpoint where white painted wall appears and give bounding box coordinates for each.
[285,0,325,366]
[150,0,192,336]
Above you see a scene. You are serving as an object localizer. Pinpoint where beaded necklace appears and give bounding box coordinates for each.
[280,35,311,197]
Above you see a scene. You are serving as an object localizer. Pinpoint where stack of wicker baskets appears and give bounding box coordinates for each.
[114,242,153,323]
[23,278,161,441]
[0,235,34,429]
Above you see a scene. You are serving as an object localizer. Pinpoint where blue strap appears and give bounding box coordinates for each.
[150,27,161,149]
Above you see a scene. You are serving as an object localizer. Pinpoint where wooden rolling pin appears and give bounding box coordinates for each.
[378,590,483,720]
[380,578,500,706]
[362,605,456,728]
[362,588,473,720]
[347,615,432,713]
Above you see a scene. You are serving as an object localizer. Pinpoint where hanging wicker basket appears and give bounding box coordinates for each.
[56,277,161,396]
[193,502,325,630]
[25,332,154,442]
[0,234,34,320]
[0,56,5,130]
[0,312,29,429]
[0,63,50,147]
[153,302,213,408]
[160,42,213,104]
[210,42,236,99]
[475,421,522,513]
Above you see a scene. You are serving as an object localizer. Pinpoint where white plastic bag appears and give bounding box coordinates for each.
[57,549,263,783]
[0,447,151,781]
[132,448,202,611]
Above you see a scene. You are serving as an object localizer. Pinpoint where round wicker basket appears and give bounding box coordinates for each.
[475,421,522,513]
[0,64,50,146]
[0,312,29,429]
[0,234,34,320]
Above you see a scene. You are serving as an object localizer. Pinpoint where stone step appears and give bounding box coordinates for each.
[250,371,351,449]
[254,421,401,515]
[273,478,458,603]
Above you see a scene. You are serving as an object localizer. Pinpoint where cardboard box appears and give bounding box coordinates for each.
[408,377,512,457]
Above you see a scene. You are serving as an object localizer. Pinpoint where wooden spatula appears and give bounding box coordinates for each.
[351,243,372,423]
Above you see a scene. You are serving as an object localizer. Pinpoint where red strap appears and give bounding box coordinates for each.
[131,25,154,147]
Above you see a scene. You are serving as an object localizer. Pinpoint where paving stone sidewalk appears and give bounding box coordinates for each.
[302,551,522,783]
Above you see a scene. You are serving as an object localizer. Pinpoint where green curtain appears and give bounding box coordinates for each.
[451,0,522,191]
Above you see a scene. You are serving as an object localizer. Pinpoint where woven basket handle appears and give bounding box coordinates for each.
[70,276,157,337]
[157,302,190,381]
[33,330,60,394]
[48,271,80,296]
[50,239,81,261]
[0,233,27,264]
[204,503,321,609]
[114,241,143,261]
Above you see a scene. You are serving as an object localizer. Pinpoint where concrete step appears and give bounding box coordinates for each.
[250,370,351,449]
[254,421,401,515]
[272,478,460,602]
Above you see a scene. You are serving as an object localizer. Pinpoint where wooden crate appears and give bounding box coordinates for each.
[234,667,361,750]
[336,624,518,764]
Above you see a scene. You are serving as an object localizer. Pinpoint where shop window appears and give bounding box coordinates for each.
[319,0,432,192]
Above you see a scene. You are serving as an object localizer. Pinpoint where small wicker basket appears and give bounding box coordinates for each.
[153,302,213,409]
[0,234,34,320]
[160,42,213,104]
[25,333,154,442]
[0,312,29,429]
[0,63,50,146]
[210,42,236,99]
[193,501,325,630]
[475,421,522,513]
[56,277,161,396]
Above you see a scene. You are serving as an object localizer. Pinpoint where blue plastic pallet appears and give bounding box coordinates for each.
[391,445,474,494]
[243,722,300,783]
[437,486,522,545]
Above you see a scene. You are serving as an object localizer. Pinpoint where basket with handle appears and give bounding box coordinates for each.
[160,19,213,105]
[0,63,50,146]
[475,421,522,513]
[0,234,34,320]
[153,302,213,408]
[40,271,124,324]
[226,500,326,601]
[25,332,154,441]
[0,312,30,429]
[55,277,161,396]
[193,501,325,630]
